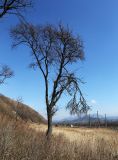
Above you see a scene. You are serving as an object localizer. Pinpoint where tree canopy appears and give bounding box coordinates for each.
[0,65,13,85]
[0,0,32,18]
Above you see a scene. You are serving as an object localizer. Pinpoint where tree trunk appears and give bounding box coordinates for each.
[46,113,52,139]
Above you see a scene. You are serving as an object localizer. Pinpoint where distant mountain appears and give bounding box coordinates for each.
[107,116,118,120]
[57,114,118,125]
[0,94,46,124]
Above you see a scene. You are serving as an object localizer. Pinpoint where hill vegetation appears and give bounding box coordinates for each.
[0,94,46,123]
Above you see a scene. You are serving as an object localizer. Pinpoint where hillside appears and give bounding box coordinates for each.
[0,94,46,123]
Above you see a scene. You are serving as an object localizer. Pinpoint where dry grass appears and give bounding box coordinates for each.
[30,124,118,160]
[0,113,118,160]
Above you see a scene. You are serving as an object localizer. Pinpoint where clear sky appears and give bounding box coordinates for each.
[0,0,118,120]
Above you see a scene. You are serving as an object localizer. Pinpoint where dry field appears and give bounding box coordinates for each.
[0,113,118,160]
[30,124,118,159]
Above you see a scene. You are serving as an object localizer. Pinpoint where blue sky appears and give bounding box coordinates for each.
[0,0,118,120]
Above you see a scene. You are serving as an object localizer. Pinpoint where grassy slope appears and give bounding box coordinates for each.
[0,94,46,123]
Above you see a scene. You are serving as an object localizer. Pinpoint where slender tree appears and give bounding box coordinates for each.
[11,22,90,138]
[0,65,13,85]
[0,0,32,18]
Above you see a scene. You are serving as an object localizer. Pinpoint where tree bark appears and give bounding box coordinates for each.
[46,113,52,139]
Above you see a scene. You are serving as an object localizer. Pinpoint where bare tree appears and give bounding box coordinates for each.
[0,65,13,85]
[0,0,32,18]
[0,1,33,85]
[11,22,90,138]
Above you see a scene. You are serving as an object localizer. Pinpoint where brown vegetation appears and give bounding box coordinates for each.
[0,94,46,123]
[0,112,118,160]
